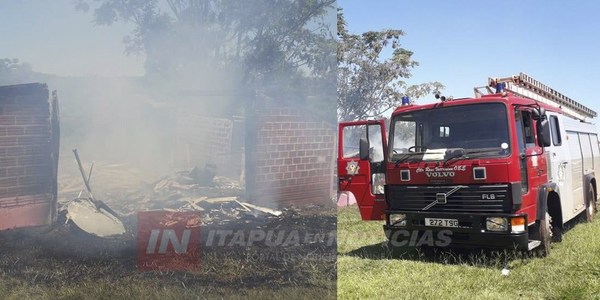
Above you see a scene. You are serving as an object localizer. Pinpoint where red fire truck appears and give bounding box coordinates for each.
[338,73,599,255]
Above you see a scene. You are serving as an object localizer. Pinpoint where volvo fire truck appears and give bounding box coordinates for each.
[338,73,600,255]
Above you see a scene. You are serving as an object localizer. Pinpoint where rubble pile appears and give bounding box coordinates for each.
[58,162,283,230]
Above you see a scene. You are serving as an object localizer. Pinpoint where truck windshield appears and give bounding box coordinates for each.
[389,102,510,162]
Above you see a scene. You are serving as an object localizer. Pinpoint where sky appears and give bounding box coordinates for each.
[0,1,144,77]
[1,1,598,122]
[339,0,600,124]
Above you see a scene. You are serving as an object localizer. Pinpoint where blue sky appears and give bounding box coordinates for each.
[0,1,144,76]
[339,1,600,123]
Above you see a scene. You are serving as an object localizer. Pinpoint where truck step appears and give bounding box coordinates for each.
[528,240,541,250]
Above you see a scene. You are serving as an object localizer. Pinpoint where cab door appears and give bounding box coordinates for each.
[338,120,388,220]
[515,109,548,218]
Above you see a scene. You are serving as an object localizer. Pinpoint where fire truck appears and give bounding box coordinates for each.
[338,73,599,255]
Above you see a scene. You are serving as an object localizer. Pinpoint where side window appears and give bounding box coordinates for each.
[342,125,366,159]
[514,110,528,193]
[521,110,535,148]
[368,124,384,163]
[514,111,527,154]
[341,124,384,163]
[549,115,562,146]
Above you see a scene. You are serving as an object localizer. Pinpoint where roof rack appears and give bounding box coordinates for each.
[474,72,596,122]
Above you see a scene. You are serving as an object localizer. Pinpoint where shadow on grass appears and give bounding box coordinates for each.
[342,208,596,269]
[344,241,536,268]
[343,214,596,269]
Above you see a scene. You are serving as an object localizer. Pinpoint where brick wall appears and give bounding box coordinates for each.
[174,110,241,177]
[0,83,55,209]
[246,105,336,207]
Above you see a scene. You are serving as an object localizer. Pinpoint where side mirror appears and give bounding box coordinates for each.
[537,119,551,147]
[532,107,547,121]
[359,137,370,160]
[532,108,541,120]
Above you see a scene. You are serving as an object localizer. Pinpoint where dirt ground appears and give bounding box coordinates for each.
[0,162,337,299]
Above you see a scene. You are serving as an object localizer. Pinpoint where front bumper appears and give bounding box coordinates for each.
[383,210,529,250]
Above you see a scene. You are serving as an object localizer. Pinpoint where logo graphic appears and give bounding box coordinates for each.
[346,160,360,175]
[137,211,201,271]
[416,165,467,178]
[422,186,466,210]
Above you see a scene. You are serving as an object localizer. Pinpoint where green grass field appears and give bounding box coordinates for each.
[338,206,600,300]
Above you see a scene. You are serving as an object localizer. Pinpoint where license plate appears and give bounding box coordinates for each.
[425,218,459,228]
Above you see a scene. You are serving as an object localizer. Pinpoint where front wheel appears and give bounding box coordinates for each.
[534,211,552,257]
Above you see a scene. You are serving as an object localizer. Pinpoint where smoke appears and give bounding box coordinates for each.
[3,1,338,212]
[0,2,339,294]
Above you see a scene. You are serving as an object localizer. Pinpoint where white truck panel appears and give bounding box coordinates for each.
[548,112,599,221]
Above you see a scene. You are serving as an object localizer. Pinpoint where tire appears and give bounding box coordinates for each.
[551,219,563,243]
[584,185,596,223]
[536,211,552,257]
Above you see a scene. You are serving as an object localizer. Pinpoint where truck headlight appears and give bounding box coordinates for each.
[389,214,407,226]
[372,173,385,195]
[486,217,508,231]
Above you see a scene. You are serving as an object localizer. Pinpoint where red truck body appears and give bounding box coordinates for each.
[338,73,600,253]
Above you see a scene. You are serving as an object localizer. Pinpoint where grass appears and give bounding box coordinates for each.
[0,240,336,300]
[0,207,336,299]
[0,277,336,300]
[338,206,600,299]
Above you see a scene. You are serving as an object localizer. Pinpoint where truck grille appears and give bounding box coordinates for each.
[387,184,510,213]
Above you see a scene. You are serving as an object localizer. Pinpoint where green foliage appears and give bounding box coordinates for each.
[75,0,337,103]
[337,9,444,121]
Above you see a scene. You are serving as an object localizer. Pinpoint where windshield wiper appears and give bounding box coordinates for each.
[393,153,421,167]
[444,148,503,165]
[464,148,503,157]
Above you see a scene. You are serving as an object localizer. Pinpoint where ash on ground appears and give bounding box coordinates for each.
[0,163,336,291]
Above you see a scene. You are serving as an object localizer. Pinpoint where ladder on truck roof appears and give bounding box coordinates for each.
[474,72,597,122]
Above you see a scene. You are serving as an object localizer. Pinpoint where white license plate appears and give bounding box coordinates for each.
[425,218,459,228]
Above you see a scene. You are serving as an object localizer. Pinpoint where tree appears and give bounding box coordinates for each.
[75,0,336,102]
[0,58,39,85]
[337,9,443,121]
